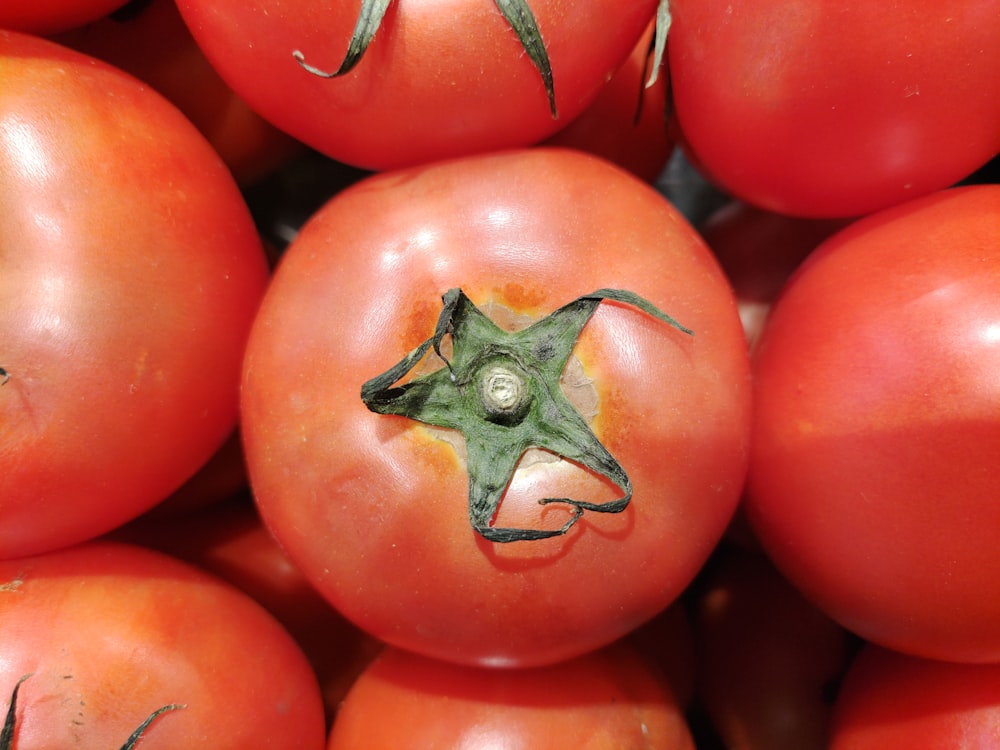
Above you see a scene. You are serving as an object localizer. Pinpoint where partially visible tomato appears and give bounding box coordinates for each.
[0,31,270,559]
[0,541,327,748]
[109,498,383,723]
[746,184,1000,662]
[699,202,849,349]
[327,643,695,750]
[241,148,751,667]
[668,0,1000,217]
[543,20,673,183]
[0,0,128,35]
[692,544,856,750]
[53,0,305,185]
[175,0,659,170]
[830,644,1000,749]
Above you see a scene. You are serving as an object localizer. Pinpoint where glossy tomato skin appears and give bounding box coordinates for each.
[0,541,327,748]
[746,185,1000,662]
[174,0,658,171]
[109,498,384,723]
[53,0,305,185]
[0,31,270,559]
[668,0,1000,218]
[829,645,1000,749]
[0,0,128,34]
[241,148,751,668]
[327,643,696,750]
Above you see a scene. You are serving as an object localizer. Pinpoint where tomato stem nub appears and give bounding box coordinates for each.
[361,288,692,543]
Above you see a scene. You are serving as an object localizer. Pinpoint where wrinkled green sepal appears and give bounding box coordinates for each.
[361,288,692,543]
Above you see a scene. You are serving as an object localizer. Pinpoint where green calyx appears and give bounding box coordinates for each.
[292,0,674,119]
[1,674,184,750]
[361,288,692,543]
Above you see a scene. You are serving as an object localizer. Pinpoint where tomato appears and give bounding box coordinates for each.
[52,0,305,185]
[0,0,128,35]
[745,184,1000,662]
[174,0,659,171]
[241,148,751,667]
[542,20,673,184]
[829,644,1000,749]
[326,642,695,750]
[109,498,383,723]
[699,202,849,349]
[0,541,327,748]
[692,544,857,750]
[0,31,270,559]
[667,0,1000,218]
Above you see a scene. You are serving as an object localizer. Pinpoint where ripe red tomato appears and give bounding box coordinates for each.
[746,184,1000,662]
[174,0,659,170]
[667,0,1000,218]
[326,643,696,749]
[0,0,128,34]
[0,31,270,559]
[241,148,751,667]
[110,498,384,723]
[829,644,1000,749]
[53,0,305,185]
[0,541,327,748]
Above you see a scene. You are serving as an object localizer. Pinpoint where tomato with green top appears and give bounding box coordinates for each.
[174,0,661,171]
[0,541,327,749]
[241,148,752,668]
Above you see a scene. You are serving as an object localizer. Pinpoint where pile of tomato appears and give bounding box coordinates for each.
[1,0,999,747]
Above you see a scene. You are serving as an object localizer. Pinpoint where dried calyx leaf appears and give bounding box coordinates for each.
[291,0,558,117]
[0,675,184,750]
[361,288,692,543]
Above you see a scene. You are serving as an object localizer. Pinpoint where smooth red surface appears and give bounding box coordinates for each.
[242,148,751,667]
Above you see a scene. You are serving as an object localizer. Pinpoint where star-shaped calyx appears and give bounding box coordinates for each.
[361,288,692,543]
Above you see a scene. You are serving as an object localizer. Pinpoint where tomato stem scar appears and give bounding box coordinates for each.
[361,288,692,543]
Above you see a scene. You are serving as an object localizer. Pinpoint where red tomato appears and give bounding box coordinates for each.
[746,185,1000,662]
[0,0,127,34]
[0,541,327,748]
[830,644,1000,749]
[692,544,856,750]
[326,643,696,750]
[241,148,751,667]
[543,20,673,183]
[52,0,305,185]
[667,0,1000,218]
[0,31,270,559]
[109,498,384,723]
[174,0,659,171]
